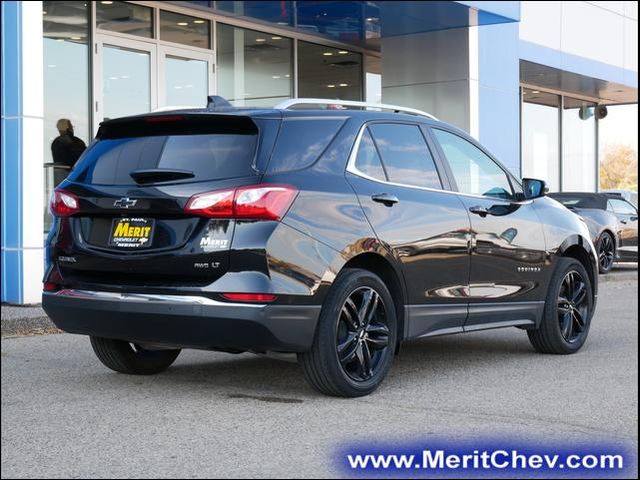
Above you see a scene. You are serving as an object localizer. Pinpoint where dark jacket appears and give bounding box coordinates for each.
[51,133,86,168]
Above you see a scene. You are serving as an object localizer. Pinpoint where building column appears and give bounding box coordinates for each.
[381,22,520,175]
[1,1,44,304]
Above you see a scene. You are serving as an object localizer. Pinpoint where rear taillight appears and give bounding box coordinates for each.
[185,185,298,221]
[50,190,80,217]
[43,282,60,292]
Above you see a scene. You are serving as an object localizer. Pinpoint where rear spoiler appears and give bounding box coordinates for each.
[97,113,258,140]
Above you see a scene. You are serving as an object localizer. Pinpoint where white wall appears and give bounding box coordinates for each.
[381,28,471,131]
[22,1,44,304]
[519,1,638,74]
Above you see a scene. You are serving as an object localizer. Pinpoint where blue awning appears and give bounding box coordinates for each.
[211,1,520,50]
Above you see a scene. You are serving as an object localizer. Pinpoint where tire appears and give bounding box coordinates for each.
[299,268,398,397]
[596,232,615,274]
[527,258,593,354]
[90,336,181,375]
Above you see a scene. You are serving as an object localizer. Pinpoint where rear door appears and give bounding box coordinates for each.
[346,122,471,338]
[607,198,638,259]
[428,127,548,330]
[57,114,278,287]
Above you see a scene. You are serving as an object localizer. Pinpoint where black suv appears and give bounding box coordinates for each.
[43,99,598,397]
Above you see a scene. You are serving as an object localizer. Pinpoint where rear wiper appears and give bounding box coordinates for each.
[130,168,195,184]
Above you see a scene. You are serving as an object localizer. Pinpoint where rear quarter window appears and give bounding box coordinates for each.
[266,118,345,173]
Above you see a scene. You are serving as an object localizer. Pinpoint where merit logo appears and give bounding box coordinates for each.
[200,237,229,250]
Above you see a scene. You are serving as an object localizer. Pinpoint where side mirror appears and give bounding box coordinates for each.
[522,178,548,199]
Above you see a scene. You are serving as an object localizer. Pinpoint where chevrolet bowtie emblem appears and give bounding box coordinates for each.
[114,197,137,209]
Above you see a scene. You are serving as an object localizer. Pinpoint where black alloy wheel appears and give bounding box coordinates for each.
[336,286,390,382]
[597,233,615,273]
[299,268,397,397]
[527,257,593,354]
[556,270,590,344]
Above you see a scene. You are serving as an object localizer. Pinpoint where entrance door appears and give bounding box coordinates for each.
[94,35,215,131]
[158,46,214,110]
[95,35,156,130]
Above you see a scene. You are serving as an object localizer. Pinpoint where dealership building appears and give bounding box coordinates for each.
[1,0,637,304]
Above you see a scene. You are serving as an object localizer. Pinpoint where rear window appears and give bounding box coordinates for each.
[266,118,345,173]
[70,134,257,185]
[69,116,259,185]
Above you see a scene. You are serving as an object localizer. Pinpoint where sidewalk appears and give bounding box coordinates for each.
[1,264,637,337]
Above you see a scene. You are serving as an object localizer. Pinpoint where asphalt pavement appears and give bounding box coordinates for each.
[2,281,637,478]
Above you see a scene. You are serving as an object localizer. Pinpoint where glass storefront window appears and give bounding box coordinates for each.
[216,1,294,26]
[562,97,596,192]
[598,104,638,192]
[43,1,90,233]
[521,88,560,192]
[160,11,210,49]
[298,42,362,100]
[96,1,153,38]
[216,23,293,106]
[296,1,366,44]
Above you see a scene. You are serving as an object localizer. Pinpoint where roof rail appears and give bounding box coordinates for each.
[274,98,438,120]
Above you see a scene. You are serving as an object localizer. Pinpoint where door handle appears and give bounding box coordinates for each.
[469,205,490,217]
[371,193,399,207]
[620,219,628,224]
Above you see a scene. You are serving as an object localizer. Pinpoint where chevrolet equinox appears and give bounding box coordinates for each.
[42,98,599,397]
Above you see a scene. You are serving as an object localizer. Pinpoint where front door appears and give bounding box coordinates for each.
[429,127,548,331]
[94,35,215,131]
[158,45,214,109]
[95,35,156,130]
[346,122,471,339]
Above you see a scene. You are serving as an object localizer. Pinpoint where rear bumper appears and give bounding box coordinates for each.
[42,290,321,353]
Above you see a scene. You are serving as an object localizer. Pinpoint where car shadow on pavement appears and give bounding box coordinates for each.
[127,330,538,398]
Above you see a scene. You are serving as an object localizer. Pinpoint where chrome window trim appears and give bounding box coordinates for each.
[346,122,532,204]
[51,289,266,308]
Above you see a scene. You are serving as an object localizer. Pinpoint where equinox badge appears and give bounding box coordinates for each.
[114,197,137,209]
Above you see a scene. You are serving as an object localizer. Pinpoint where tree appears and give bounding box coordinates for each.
[599,144,638,192]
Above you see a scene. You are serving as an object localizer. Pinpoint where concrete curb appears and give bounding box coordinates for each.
[2,270,637,337]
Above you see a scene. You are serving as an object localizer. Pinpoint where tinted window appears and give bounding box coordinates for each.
[354,129,386,181]
[368,124,442,189]
[433,129,513,199]
[71,134,257,185]
[608,199,637,215]
[267,118,344,173]
[549,194,605,209]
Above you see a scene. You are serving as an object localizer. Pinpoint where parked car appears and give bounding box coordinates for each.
[42,98,599,397]
[548,192,638,273]
[602,190,638,208]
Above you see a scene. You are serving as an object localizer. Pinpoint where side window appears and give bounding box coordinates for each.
[354,128,387,181]
[432,128,514,200]
[368,123,442,189]
[609,199,637,215]
[268,118,345,173]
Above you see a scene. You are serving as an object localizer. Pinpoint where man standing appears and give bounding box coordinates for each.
[51,118,86,186]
